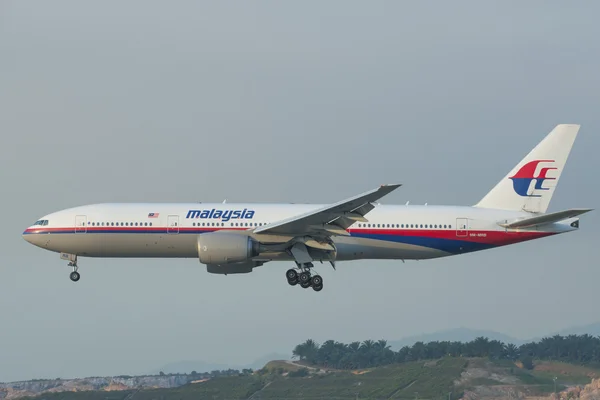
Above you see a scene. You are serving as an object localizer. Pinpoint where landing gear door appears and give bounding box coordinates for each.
[75,215,87,233]
[456,218,468,237]
[167,215,179,234]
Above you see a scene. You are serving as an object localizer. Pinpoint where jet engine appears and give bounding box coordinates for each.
[196,232,260,265]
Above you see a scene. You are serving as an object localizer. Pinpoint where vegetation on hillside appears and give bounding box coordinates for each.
[292,334,600,370]
[21,334,600,400]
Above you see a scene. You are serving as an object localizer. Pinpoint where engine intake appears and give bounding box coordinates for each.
[197,232,260,265]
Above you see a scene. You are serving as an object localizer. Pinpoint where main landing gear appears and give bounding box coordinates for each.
[286,263,323,292]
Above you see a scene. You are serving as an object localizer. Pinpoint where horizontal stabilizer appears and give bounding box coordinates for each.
[499,208,593,229]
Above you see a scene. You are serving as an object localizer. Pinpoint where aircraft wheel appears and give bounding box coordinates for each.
[299,271,311,284]
[70,271,80,282]
[300,280,312,289]
[311,275,323,287]
[312,284,323,292]
[286,269,298,281]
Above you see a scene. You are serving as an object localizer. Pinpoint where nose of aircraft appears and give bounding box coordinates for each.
[22,229,34,244]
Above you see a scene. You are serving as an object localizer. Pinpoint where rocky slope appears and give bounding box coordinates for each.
[0,375,188,399]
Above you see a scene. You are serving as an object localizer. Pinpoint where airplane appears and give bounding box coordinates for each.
[23,124,592,291]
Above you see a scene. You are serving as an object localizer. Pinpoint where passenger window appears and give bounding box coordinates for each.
[149,222,153,226]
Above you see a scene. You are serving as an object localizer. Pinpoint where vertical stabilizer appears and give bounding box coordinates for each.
[474,124,580,213]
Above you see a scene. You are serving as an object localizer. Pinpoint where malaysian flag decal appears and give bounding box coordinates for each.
[148,213,159,218]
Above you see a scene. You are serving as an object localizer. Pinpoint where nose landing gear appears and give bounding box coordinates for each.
[69,270,80,282]
[62,253,80,282]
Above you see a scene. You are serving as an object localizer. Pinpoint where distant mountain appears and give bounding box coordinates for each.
[389,327,524,350]
[523,322,600,342]
[554,322,600,337]
[153,352,291,375]
[389,323,600,350]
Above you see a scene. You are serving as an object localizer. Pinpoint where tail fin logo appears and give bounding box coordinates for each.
[509,160,557,197]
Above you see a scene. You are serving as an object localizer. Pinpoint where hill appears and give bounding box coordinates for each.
[17,358,600,400]
[153,353,291,375]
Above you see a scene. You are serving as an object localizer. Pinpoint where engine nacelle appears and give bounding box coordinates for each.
[197,232,260,265]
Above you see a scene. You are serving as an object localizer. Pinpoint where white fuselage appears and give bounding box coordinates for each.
[22,202,576,263]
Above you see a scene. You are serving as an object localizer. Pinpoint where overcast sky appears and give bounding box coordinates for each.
[1,1,599,383]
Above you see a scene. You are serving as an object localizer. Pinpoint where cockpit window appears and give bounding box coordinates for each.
[33,220,49,226]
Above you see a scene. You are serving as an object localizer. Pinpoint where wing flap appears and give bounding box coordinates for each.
[499,208,593,229]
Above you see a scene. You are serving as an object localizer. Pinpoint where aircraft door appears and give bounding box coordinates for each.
[167,215,179,234]
[456,218,468,237]
[75,215,87,233]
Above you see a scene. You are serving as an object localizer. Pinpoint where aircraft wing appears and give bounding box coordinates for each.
[253,184,401,236]
[499,208,593,229]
